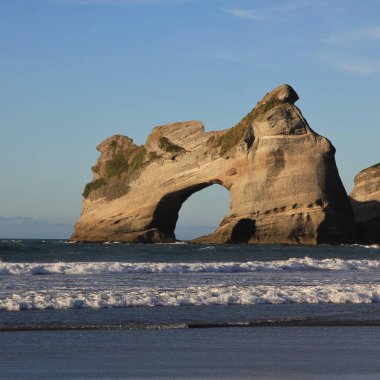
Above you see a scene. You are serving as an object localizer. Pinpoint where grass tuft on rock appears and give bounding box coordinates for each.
[83,145,149,199]
[149,151,161,160]
[209,97,283,155]
[159,137,185,153]
[129,146,147,173]
[106,155,129,178]
[82,178,107,198]
[109,140,118,149]
[218,124,249,155]
[251,98,283,118]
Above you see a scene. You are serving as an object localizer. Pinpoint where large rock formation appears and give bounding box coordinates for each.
[350,164,380,244]
[71,84,356,244]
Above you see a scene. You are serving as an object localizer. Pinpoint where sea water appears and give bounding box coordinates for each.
[1,240,380,379]
[2,240,380,317]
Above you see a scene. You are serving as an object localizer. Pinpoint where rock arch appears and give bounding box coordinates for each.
[148,180,228,239]
[71,85,356,245]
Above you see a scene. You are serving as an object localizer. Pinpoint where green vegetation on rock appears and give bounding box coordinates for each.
[106,155,129,178]
[130,146,147,172]
[159,136,185,153]
[91,164,100,174]
[83,145,148,199]
[251,97,283,118]
[207,119,252,156]
[82,178,107,198]
[148,151,161,160]
[207,97,283,155]
[218,124,249,155]
[105,146,147,180]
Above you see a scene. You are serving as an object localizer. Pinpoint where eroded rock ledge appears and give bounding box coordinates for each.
[350,164,380,244]
[71,84,356,244]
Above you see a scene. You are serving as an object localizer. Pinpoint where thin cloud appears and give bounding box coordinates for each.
[327,26,380,46]
[266,0,321,13]
[318,25,380,75]
[55,0,195,5]
[227,8,265,21]
[337,60,380,75]
[226,1,320,22]
[314,53,380,75]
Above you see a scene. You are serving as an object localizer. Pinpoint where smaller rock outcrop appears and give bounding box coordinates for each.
[350,164,380,244]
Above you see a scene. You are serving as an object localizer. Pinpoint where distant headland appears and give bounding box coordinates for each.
[71,85,379,245]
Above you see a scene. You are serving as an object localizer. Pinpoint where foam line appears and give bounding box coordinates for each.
[2,257,380,276]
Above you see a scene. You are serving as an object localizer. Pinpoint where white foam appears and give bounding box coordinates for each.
[1,257,380,276]
[348,244,380,249]
[155,242,188,245]
[2,283,380,311]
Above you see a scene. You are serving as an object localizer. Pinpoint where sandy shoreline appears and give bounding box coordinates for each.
[1,327,380,379]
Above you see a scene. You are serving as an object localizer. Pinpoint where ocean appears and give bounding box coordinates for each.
[1,240,380,379]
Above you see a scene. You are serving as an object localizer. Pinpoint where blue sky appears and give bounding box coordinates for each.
[0,0,379,239]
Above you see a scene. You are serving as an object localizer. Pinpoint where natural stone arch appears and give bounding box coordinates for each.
[148,180,228,239]
[71,84,356,245]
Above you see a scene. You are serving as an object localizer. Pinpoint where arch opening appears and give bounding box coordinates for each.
[230,218,256,244]
[148,182,230,241]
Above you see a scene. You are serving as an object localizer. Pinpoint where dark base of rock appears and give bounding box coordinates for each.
[71,212,358,246]
[355,217,380,245]
[71,229,176,244]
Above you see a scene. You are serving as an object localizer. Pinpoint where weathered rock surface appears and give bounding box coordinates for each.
[350,164,380,244]
[71,84,356,244]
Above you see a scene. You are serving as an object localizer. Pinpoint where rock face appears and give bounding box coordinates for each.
[350,164,380,244]
[71,84,356,244]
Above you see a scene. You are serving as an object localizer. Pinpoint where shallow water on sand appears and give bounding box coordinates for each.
[2,327,380,379]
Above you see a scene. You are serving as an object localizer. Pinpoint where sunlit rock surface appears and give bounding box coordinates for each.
[71,85,356,244]
[350,164,380,244]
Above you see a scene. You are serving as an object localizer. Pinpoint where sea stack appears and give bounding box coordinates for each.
[350,164,380,244]
[71,84,356,244]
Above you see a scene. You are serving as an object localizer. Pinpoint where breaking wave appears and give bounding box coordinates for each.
[1,257,380,276]
[2,284,380,311]
[349,244,380,249]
